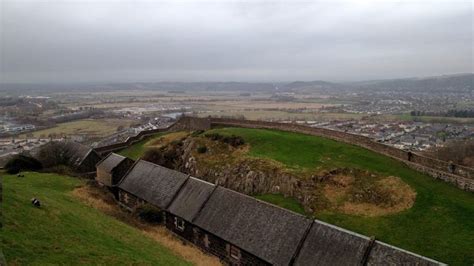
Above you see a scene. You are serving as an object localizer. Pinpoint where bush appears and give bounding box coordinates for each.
[36,141,78,168]
[204,133,245,147]
[223,135,245,147]
[142,147,180,169]
[137,205,163,224]
[204,133,223,141]
[5,155,43,174]
[191,130,204,137]
[197,146,207,153]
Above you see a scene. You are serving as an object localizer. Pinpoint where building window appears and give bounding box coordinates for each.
[174,217,185,231]
[229,245,241,260]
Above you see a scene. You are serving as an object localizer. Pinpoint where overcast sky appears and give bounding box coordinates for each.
[1,0,472,83]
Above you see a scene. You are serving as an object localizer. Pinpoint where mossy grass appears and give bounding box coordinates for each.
[1,172,190,265]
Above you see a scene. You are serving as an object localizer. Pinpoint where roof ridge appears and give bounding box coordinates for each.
[188,176,216,186]
[215,186,310,219]
[114,158,142,187]
[289,220,314,266]
[360,236,376,266]
[165,175,191,210]
[95,152,112,168]
[191,184,218,223]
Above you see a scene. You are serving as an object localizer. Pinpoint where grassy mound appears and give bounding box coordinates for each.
[207,127,474,265]
[118,132,187,160]
[0,172,190,265]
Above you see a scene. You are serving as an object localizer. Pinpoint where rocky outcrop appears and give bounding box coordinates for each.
[150,135,416,216]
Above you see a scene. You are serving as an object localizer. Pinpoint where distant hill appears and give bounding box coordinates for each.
[1,73,472,93]
[280,80,340,91]
[349,73,473,93]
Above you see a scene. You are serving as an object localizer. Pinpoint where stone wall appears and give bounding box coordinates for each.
[94,117,211,156]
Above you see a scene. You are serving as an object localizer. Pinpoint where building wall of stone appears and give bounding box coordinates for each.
[117,190,145,210]
[164,212,269,265]
[165,213,196,242]
[96,168,112,186]
[193,226,270,266]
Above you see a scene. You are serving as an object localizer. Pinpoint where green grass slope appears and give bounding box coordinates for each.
[118,133,165,160]
[0,172,190,265]
[209,127,474,265]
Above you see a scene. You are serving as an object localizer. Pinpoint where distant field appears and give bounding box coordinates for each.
[18,119,135,139]
[207,127,474,265]
[1,172,190,265]
[197,110,365,121]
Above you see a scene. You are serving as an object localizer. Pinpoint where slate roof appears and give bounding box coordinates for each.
[69,141,95,166]
[118,160,189,209]
[193,186,313,266]
[167,177,215,221]
[96,153,127,173]
[367,241,444,266]
[294,220,371,266]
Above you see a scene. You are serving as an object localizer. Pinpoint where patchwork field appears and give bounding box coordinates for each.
[0,172,191,265]
[18,119,135,139]
[122,128,474,265]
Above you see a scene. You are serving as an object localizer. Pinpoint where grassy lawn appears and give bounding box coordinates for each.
[118,133,166,160]
[255,194,306,215]
[208,127,474,265]
[18,119,135,139]
[1,172,190,265]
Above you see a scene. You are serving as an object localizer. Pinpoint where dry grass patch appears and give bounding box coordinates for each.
[72,185,221,266]
[147,131,189,148]
[323,175,416,217]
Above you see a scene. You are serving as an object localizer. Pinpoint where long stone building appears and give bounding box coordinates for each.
[96,155,444,266]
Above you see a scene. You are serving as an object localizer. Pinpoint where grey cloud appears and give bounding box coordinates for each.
[1,0,472,83]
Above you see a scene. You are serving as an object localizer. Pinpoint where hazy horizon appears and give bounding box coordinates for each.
[1,0,473,83]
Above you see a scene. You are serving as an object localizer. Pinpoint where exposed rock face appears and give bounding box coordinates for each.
[144,134,416,216]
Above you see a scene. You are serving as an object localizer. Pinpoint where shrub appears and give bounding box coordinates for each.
[204,133,223,141]
[191,130,204,137]
[5,155,43,174]
[142,147,180,169]
[136,205,163,224]
[205,133,245,147]
[223,135,245,147]
[197,146,207,153]
[36,141,78,168]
